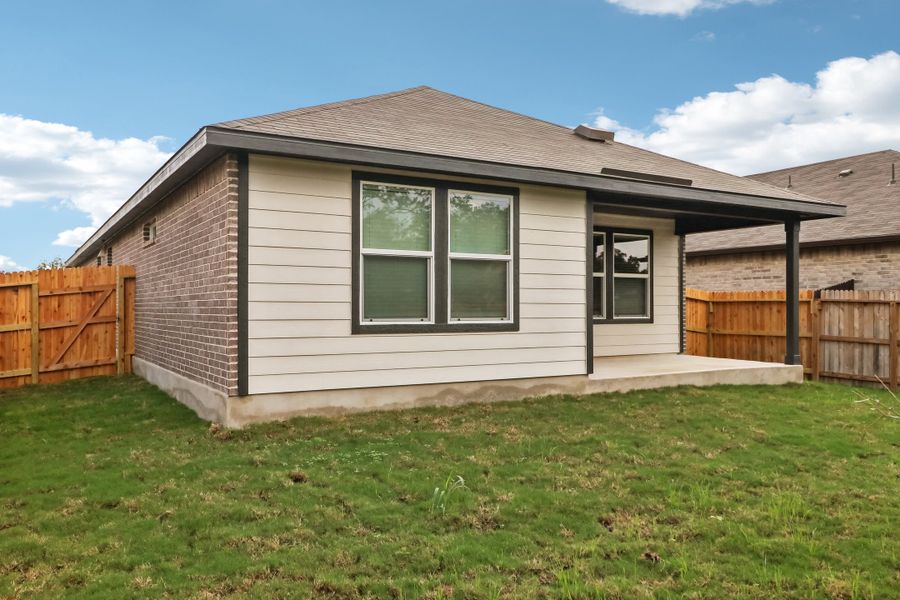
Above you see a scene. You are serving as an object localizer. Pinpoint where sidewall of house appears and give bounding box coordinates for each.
[686,241,900,291]
[77,154,240,396]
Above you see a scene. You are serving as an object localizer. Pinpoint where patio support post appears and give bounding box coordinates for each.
[784,219,802,365]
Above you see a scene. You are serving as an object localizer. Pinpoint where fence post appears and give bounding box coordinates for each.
[811,298,820,381]
[116,266,125,375]
[30,281,39,384]
[707,299,714,357]
[890,301,898,391]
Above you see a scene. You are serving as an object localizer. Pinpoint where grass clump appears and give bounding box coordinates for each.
[0,375,898,598]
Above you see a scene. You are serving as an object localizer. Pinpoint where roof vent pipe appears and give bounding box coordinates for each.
[891,163,896,185]
[574,124,615,142]
[786,174,792,189]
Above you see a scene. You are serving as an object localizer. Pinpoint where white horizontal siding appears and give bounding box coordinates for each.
[250,190,351,216]
[249,346,587,376]
[250,362,586,395]
[248,331,586,357]
[248,247,350,267]
[248,265,350,286]
[521,258,585,275]
[249,229,351,252]
[249,209,350,233]
[246,155,588,395]
[592,212,680,357]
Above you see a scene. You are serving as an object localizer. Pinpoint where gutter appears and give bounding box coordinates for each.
[686,233,900,258]
[68,127,848,266]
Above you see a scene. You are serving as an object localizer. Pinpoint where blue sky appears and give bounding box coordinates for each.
[1,0,899,269]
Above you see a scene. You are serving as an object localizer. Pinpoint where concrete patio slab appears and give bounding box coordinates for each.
[588,354,803,393]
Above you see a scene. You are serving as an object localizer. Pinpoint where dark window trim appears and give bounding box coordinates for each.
[592,226,654,325]
[237,153,249,397]
[678,234,685,353]
[584,199,594,375]
[351,171,519,334]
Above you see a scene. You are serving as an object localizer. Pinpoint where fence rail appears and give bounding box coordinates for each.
[0,266,135,390]
[685,287,899,390]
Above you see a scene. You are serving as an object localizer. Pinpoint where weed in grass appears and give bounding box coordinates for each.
[852,376,900,420]
[766,491,811,529]
[430,474,468,516]
[555,568,603,600]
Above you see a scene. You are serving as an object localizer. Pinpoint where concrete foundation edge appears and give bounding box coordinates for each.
[133,357,228,423]
[225,364,803,428]
[132,357,803,428]
[586,365,803,394]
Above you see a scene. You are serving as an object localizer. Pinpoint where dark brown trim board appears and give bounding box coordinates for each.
[67,127,845,267]
[592,226,655,325]
[784,220,801,365]
[237,153,249,396]
[678,234,685,353]
[350,171,520,335]
[209,129,844,217]
[585,199,594,374]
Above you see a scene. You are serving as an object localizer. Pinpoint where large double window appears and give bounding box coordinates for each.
[354,173,518,333]
[592,227,653,322]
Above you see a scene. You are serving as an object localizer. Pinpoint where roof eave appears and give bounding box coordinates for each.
[207,128,846,218]
[687,233,900,257]
[67,127,847,266]
[66,128,217,266]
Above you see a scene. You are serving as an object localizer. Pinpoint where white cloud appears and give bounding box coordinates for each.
[593,51,900,174]
[0,114,172,247]
[0,255,26,272]
[691,30,716,42]
[52,226,98,247]
[606,0,771,17]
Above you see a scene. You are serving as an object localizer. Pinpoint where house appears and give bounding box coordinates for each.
[67,87,844,425]
[687,150,899,290]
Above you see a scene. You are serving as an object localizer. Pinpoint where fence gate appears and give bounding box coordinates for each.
[0,266,135,390]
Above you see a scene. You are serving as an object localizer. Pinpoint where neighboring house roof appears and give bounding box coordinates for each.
[688,149,900,255]
[68,86,844,266]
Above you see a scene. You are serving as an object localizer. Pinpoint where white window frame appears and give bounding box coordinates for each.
[612,232,651,320]
[359,180,436,324]
[447,189,514,323]
[592,232,605,319]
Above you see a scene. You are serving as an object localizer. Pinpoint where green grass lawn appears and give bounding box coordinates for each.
[1,376,898,599]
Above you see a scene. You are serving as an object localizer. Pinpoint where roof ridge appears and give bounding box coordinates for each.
[749,149,900,177]
[215,86,432,129]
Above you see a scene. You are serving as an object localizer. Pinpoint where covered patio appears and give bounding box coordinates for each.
[587,178,845,372]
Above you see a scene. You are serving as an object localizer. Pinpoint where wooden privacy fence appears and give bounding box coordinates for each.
[0,266,135,390]
[685,287,900,390]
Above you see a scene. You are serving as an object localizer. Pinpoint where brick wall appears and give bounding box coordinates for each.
[88,154,239,395]
[686,241,900,291]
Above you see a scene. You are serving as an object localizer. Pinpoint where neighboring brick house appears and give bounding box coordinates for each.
[68,87,841,425]
[687,150,900,291]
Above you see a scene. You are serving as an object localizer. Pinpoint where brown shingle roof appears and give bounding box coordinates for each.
[214,86,833,205]
[687,150,900,254]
